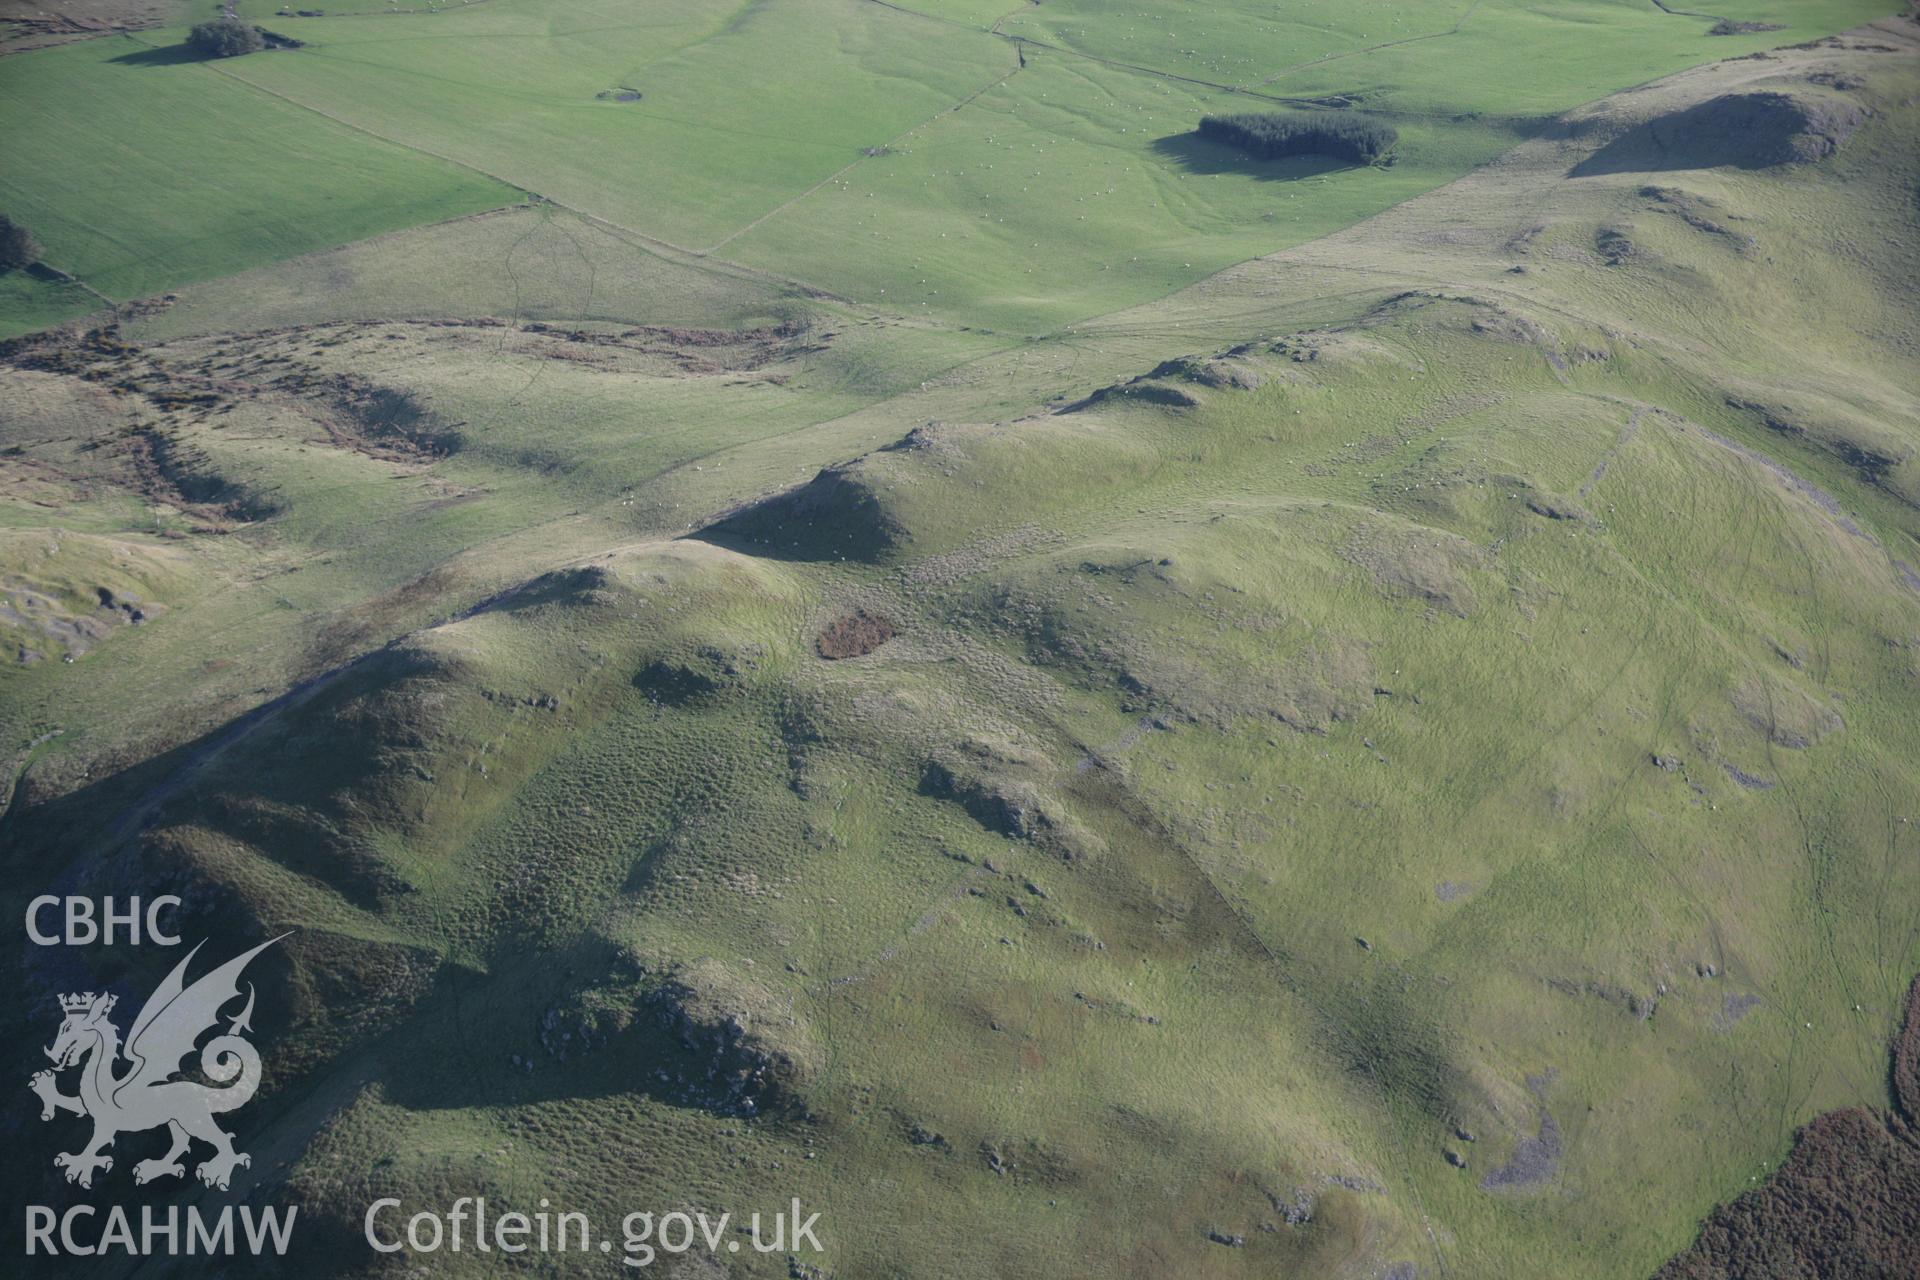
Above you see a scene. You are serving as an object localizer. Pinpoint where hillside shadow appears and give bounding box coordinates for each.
[0,723,783,1130]
[1569,96,1832,176]
[370,936,807,1122]
[1152,131,1348,182]
[108,42,203,67]
[689,465,902,564]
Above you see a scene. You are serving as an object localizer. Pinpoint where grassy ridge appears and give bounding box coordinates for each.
[0,7,1915,1280]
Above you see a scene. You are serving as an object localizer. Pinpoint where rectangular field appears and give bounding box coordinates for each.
[0,34,517,332]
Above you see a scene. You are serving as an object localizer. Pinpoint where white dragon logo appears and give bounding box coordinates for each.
[28,935,286,1191]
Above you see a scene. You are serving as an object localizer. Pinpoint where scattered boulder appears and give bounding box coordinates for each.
[1469,309,1551,346]
[646,959,821,1116]
[920,753,1100,861]
[1731,678,1842,749]
[1481,1110,1561,1192]
[1710,992,1764,1032]
[1141,354,1265,391]
[1596,226,1637,266]
[1640,186,1749,249]
[1726,395,1917,509]
[1342,522,1484,618]
[1525,493,1590,522]
[1059,378,1203,414]
[908,1124,950,1150]
[1269,1186,1315,1225]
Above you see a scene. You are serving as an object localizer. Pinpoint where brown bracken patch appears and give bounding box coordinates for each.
[1651,974,1920,1279]
[817,610,895,659]
[1894,974,1920,1127]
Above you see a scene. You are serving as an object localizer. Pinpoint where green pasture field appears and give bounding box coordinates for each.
[0,270,102,336]
[0,0,1899,336]
[990,0,1901,108]
[721,54,1509,330]
[210,0,1013,248]
[0,35,516,335]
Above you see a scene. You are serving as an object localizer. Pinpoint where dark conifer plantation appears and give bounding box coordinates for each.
[1197,111,1398,165]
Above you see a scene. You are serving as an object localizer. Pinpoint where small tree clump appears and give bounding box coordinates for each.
[0,215,41,271]
[1197,111,1398,165]
[187,18,265,58]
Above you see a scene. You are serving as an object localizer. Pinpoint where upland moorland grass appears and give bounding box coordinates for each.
[0,6,1915,1280]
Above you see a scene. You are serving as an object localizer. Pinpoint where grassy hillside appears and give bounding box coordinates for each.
[1,6,1917,1280]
